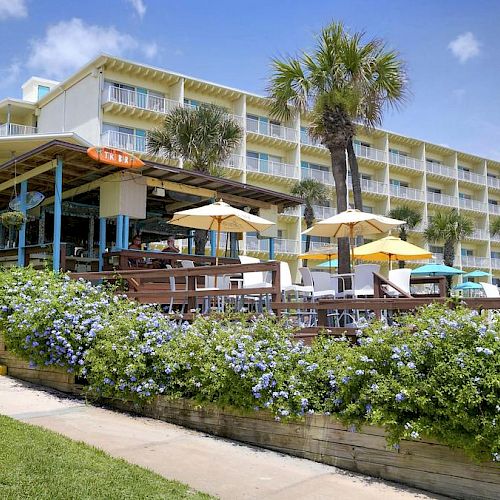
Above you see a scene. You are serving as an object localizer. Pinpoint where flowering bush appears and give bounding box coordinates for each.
[0,268,499,462]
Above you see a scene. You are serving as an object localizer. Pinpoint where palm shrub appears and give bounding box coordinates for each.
[490,217,500,238]
[388,205,423,268]
[291,179,329,261]
[268,22,406,273]
[147,104,243,255]
[425,209,473,291]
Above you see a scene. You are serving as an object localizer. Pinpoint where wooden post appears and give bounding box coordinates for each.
[187,275,197,311]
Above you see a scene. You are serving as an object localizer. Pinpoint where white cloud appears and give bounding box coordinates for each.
[127,0,146,19]
[27,18,158,80]
[448,32,480,63]
[0,0,27,20]
[0,61,21,88]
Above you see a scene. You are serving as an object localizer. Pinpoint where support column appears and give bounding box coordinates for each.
[210,230,216,257]
[115,215,124,250]
[17,180,27,266]
[122,215,130,249]
[52,157,63,272]
[269,237,275,260]
[87,217,95,258]
[38,207,46,244]
[187,229,194,254]
[98,217,106,271]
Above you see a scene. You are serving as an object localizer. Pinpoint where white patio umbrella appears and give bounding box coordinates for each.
[302,208,405,261]
[169,199,275,266]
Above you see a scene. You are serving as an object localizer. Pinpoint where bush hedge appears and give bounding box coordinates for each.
[1,267,499,463]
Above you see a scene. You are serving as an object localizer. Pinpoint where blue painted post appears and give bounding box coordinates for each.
[53,157,63,272]
[17,180,28,266]
[98,217,106,271]
[187,230,194,254]
[210,230,217,257]
[115,215,124,250]
[122,215,130,250]
[268,238,275,260]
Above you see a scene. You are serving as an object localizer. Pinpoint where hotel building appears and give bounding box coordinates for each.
[1,54,500,281]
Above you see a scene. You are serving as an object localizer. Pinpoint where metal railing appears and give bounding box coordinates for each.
[467,229,489,240]
[311,205,336,220]
[426,161,456,178]
[353,143,387,162]
[280,206,302,217]
[388,151,423,171]
[491,258,500,269]
[389,184,424,201]
[459,197,486,212]
[461,256,490,268]
[103,86,179,114]
[487,176,500,190]
[246,156,299,179]
[426,192,457,207]
[457,169,485,185]
[300,131,324,148]
[245,236,299,254]
[246,116,298,142]
[222,154,245,171]
[301,168,334,186]
[0,123,37,136]
[489,203,500,215]
[101,130,147,153]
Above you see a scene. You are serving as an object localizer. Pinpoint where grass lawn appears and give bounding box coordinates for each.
[0,414,214,500]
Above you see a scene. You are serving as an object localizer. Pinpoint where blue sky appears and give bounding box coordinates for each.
[0,0,498,159]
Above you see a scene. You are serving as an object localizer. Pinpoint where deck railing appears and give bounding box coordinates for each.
[246,156,299,179]
[101,130,147,153]
[103,86,179,114]
[246,116,298,142]
[0,123,37,136]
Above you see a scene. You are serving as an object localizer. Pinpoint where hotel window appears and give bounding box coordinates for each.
[354,139,371,149]
[493,278,500,286]
[300,126,310,144]
[361,173,372,181]
[390,179,409,188]
[246,151,282,174]
[489,199,498,205]
[488,173,498,179]
[461,248,473,257]
[458,165,470,172]
[426,157,442,165]
[430,245,443,254]
[459,192,472,200]
[277,230,285,239]
[427,187,441,194]
[184,98,201,109]
[491,252,500,259]
[37,85,50,100]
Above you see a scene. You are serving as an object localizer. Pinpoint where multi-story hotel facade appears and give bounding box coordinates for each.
[1,54,500,281]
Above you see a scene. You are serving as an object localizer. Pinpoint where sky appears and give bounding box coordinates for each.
[0,0,499,159]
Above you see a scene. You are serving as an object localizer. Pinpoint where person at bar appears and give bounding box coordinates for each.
[162,236,180,254]
[128,234,143,267]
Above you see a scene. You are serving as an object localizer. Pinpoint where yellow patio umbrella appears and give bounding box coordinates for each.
[302,209,405,261]
[299,245,339,261]
[169,199,275,267]
[349,235,432,269]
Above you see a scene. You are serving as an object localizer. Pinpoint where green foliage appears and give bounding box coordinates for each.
[425,209,473,251]
[0,211,26,229]
[388,205,422,241]
[490,217,500,237]
[1,268,499,462]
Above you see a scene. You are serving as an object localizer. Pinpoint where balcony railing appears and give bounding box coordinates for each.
[426,162,456,178]
[353,143,387,163]
[280,206,302,217]
[246,236,299,254]
[300,131,324,148]
[457,169,485,185]
[491,258,500,269]
[388,151,423,171]
[301,168,334,186]
[467,229,489,240]
[302,240,336,253]
[101,130,147,153]
[311,205,336,220]
[246,157,298,179]
[459,198,486,212]
[222,154,245,171]
[487,176,500,190]
[246,117,298,142]
[489,203,500,215]
[389,184,424,201]
[461,256,490,268]
[426,192,457,207]
[275,238,300,254]
[0,123,37,136]
[103,86,179,114]
[431,253,444,263]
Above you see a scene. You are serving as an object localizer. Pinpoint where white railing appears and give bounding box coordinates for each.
[302,240,336,253]
[491,258,500,269]
[222,154,245,171]
[487,176,500,190]
[245,235,268,253]
[461,256,490,268]
[489,203,500,215]
[280,206,302,217]
[353,143,387,162]
[275,239,300,254]
[426,161,455,178]
[301,168,334,186]
[466,229,489,240]
[426,192,457,207]
[430,253,444,263]
[362,178,388,195]
[490,233,500,243]
[246,116,298,142]
[0,123,37,136]
[459,198,486,212]
[388,151,423,171]
[457,169,485,185]
[101,130,147,153]
[246,157,299,179]
[245,236,299,254]
[103,86,179,114]
[300,131,324,148]
[311,205,336,220]
[389,184,424,201]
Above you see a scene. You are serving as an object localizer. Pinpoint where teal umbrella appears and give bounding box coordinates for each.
[411,263,464,276]
[462,270,491,278]
[453,281,482,290]
[317,259,338,269]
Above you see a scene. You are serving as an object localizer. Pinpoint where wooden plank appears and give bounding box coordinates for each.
[0,160,56,194]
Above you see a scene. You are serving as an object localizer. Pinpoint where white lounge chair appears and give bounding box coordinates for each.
[384,268,412,297]
[480,282,500,298]
[280,261,313,300]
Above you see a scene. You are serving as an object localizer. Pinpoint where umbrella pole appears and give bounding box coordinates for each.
[215,218,221,287]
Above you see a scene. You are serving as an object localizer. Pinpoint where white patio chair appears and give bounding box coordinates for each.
[352,264,380,297]
[280,261,313,300]
[239,256,272,312]
[384,268,412,297]
[480,282,500,298]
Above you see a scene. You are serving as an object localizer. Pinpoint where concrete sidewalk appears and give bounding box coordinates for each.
[0,376,442,500]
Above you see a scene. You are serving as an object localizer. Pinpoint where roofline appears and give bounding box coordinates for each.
[0,98,36,110]
[0,132,91,146]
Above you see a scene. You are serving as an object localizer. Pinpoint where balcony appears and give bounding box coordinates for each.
[311,205,336,220]
[489,203,500,215]
[353,143,387,163]
[0,123,37,136]
[103,86,179,114]
[101,130,147,154]
[388,151,423,171]
[246,157,298,180]
[301,168,334,186]
[280,206,302,217]
[427,192,457,207]
[466,229,489,241]
[302,240,336,253]
[459,198,487,212]
[461,256,490,268]
[246,116,298,142]
[426,162,455,178]
[246,236,299,254]
[389,184,424,202]
[222,154,245,171]
[457,169,486,185]
[491,258,500,269]
[487,176,500,190]
[300,132,324,148]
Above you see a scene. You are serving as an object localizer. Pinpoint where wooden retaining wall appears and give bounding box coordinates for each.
[1,344,499,499]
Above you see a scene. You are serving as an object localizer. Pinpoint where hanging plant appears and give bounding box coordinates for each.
[0,211,26,229]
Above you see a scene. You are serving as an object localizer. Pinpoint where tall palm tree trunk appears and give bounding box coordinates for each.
[347,139,363,211]
[443,240,455,294]
[194,229,208,256]
[303,205,315,267]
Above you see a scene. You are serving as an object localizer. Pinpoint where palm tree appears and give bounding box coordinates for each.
[147,104,243,254]
[490,217,500,238]
[425,209,473,291]
[268,22,406,274]
[388,205,422,268]
[291,179,329,264]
